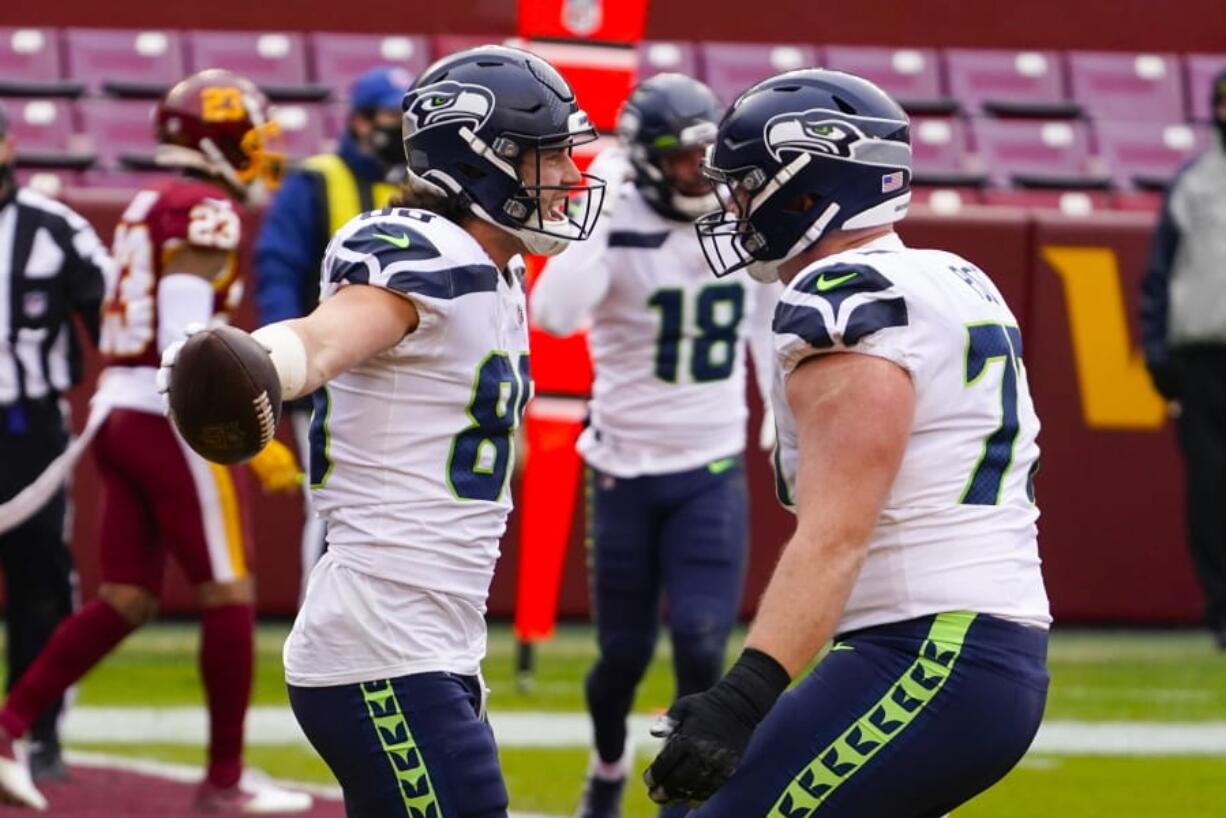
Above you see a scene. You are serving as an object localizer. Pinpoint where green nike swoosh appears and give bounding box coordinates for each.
[830,642,855,652]
[707,457,738,475]
[373,231,411,249]
[815,271,858,292]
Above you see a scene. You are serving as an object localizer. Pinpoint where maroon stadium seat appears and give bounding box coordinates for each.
[1,97,93,169]
[271,102,330,159]
[1096,120,1209,191]
[0,28,82,97]
[981,188,1112,214]
[971,118,1106,190]
[635,41,701,84]
[187,31,328,101]
[79,168,176,190]
[310,33,430,100]
[431,35,506,61]
[910,186,985,213]
[910,116,985,187]
[1068,51,1185,123]
[1185,54,1226,122]
[823,46,955,114]
[65,28,186,98]
[699,42,819,106]
[76,98,159,169]
[945,48,1077,118]
[15,167,85,197]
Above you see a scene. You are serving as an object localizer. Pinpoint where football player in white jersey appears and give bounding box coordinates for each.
[531,74,775,818]
[163,46,605,818]
[642,69,1051,818]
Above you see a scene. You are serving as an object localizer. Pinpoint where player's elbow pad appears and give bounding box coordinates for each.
[157,274,215,353]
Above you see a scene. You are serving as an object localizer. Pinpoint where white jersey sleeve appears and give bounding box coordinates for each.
[770,233,1050,634]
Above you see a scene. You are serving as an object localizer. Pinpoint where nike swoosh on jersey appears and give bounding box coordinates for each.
[374,232,411,249]
[816,271,859,292]
[708,457,738,475]
[829,643,855,652]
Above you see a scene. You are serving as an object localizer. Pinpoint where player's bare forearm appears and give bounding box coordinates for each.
[279,284,419,397]
[745,352,914,677]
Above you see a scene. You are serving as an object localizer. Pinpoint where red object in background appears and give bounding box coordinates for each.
[518,0,650,43]
[508,38,636,131]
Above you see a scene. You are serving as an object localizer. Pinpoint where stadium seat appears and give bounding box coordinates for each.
[910,185,985,213]
[15,167,84,198]
[635,41,701,83]
[909,116,986,187]
[1186,54,1226,122]
[0,28,82,97]
[1096,121,1209,191]
[271,102,329,159]
[823,46,956,114]
[1,97,93,169]
[310,33,430,100]
[1068,51,1185,123]
[431,34,506,60]
[64,28,186,98]
[945,48,1078,118]
[699,42,819,105]
[76,98,160,169]
[79,168,176,190]
[187,31,329,101]
[981,188,1112,215]
[971,118,1107,190]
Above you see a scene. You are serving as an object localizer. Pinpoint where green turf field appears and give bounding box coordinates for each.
[26,622,1226,817]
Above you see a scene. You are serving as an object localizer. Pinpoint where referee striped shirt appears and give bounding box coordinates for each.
[0,187,113,405]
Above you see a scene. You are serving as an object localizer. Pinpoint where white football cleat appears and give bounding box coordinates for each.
[0,733,48,810]
[194,769,313,814]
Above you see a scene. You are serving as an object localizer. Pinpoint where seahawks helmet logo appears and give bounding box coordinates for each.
[765,113,865,159]
[404,81,495,135]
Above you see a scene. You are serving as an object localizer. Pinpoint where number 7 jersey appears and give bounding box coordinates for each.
[307,208,531,599]
[771,232,1050,633]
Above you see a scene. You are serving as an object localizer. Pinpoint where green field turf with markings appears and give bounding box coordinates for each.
[10,623,1226,817]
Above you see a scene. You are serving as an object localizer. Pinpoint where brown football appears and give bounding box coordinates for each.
[168,326,282,465]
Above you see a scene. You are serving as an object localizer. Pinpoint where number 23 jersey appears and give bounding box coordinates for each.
[307,208,531,599]
[771,233,1050,633]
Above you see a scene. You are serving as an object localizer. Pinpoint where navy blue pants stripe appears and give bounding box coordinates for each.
[289,673,507,818]
[584,457,749,818]
[692,613,1049,818]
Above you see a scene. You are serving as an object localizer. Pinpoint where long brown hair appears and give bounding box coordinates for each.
[388,179,470,222]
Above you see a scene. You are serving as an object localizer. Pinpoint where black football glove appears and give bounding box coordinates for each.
[644,648,790,805]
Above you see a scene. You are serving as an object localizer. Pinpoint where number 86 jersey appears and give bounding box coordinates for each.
[307,208,531,599]
[771,233,1050,633]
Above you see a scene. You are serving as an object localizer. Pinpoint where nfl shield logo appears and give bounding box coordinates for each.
[881,171,904,193]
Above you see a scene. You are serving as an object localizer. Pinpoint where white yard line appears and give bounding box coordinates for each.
[59,707,1226,755]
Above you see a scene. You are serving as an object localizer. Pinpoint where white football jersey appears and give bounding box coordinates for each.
[284,207,530,685]
[540,184,775,477]
[772,232,1050,633]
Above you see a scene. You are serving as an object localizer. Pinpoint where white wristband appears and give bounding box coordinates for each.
[252,323,309,401]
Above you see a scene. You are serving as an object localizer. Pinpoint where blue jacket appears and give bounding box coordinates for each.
[254,133,389,326]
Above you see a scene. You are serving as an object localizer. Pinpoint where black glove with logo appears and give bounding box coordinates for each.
[644,648,790,805]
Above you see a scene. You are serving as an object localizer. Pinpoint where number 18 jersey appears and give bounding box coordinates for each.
[771,233,1050,633]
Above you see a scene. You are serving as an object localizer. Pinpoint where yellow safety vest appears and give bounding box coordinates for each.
[299,153,398,237]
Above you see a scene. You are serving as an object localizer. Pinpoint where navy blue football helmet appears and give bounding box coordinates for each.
[696,69,911,281]
[401,45,606,256]
[616,73,723,221]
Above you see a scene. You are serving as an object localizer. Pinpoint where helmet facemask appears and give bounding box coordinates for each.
[696,152,839,283]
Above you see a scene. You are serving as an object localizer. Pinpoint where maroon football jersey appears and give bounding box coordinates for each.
[100,178,244,369]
